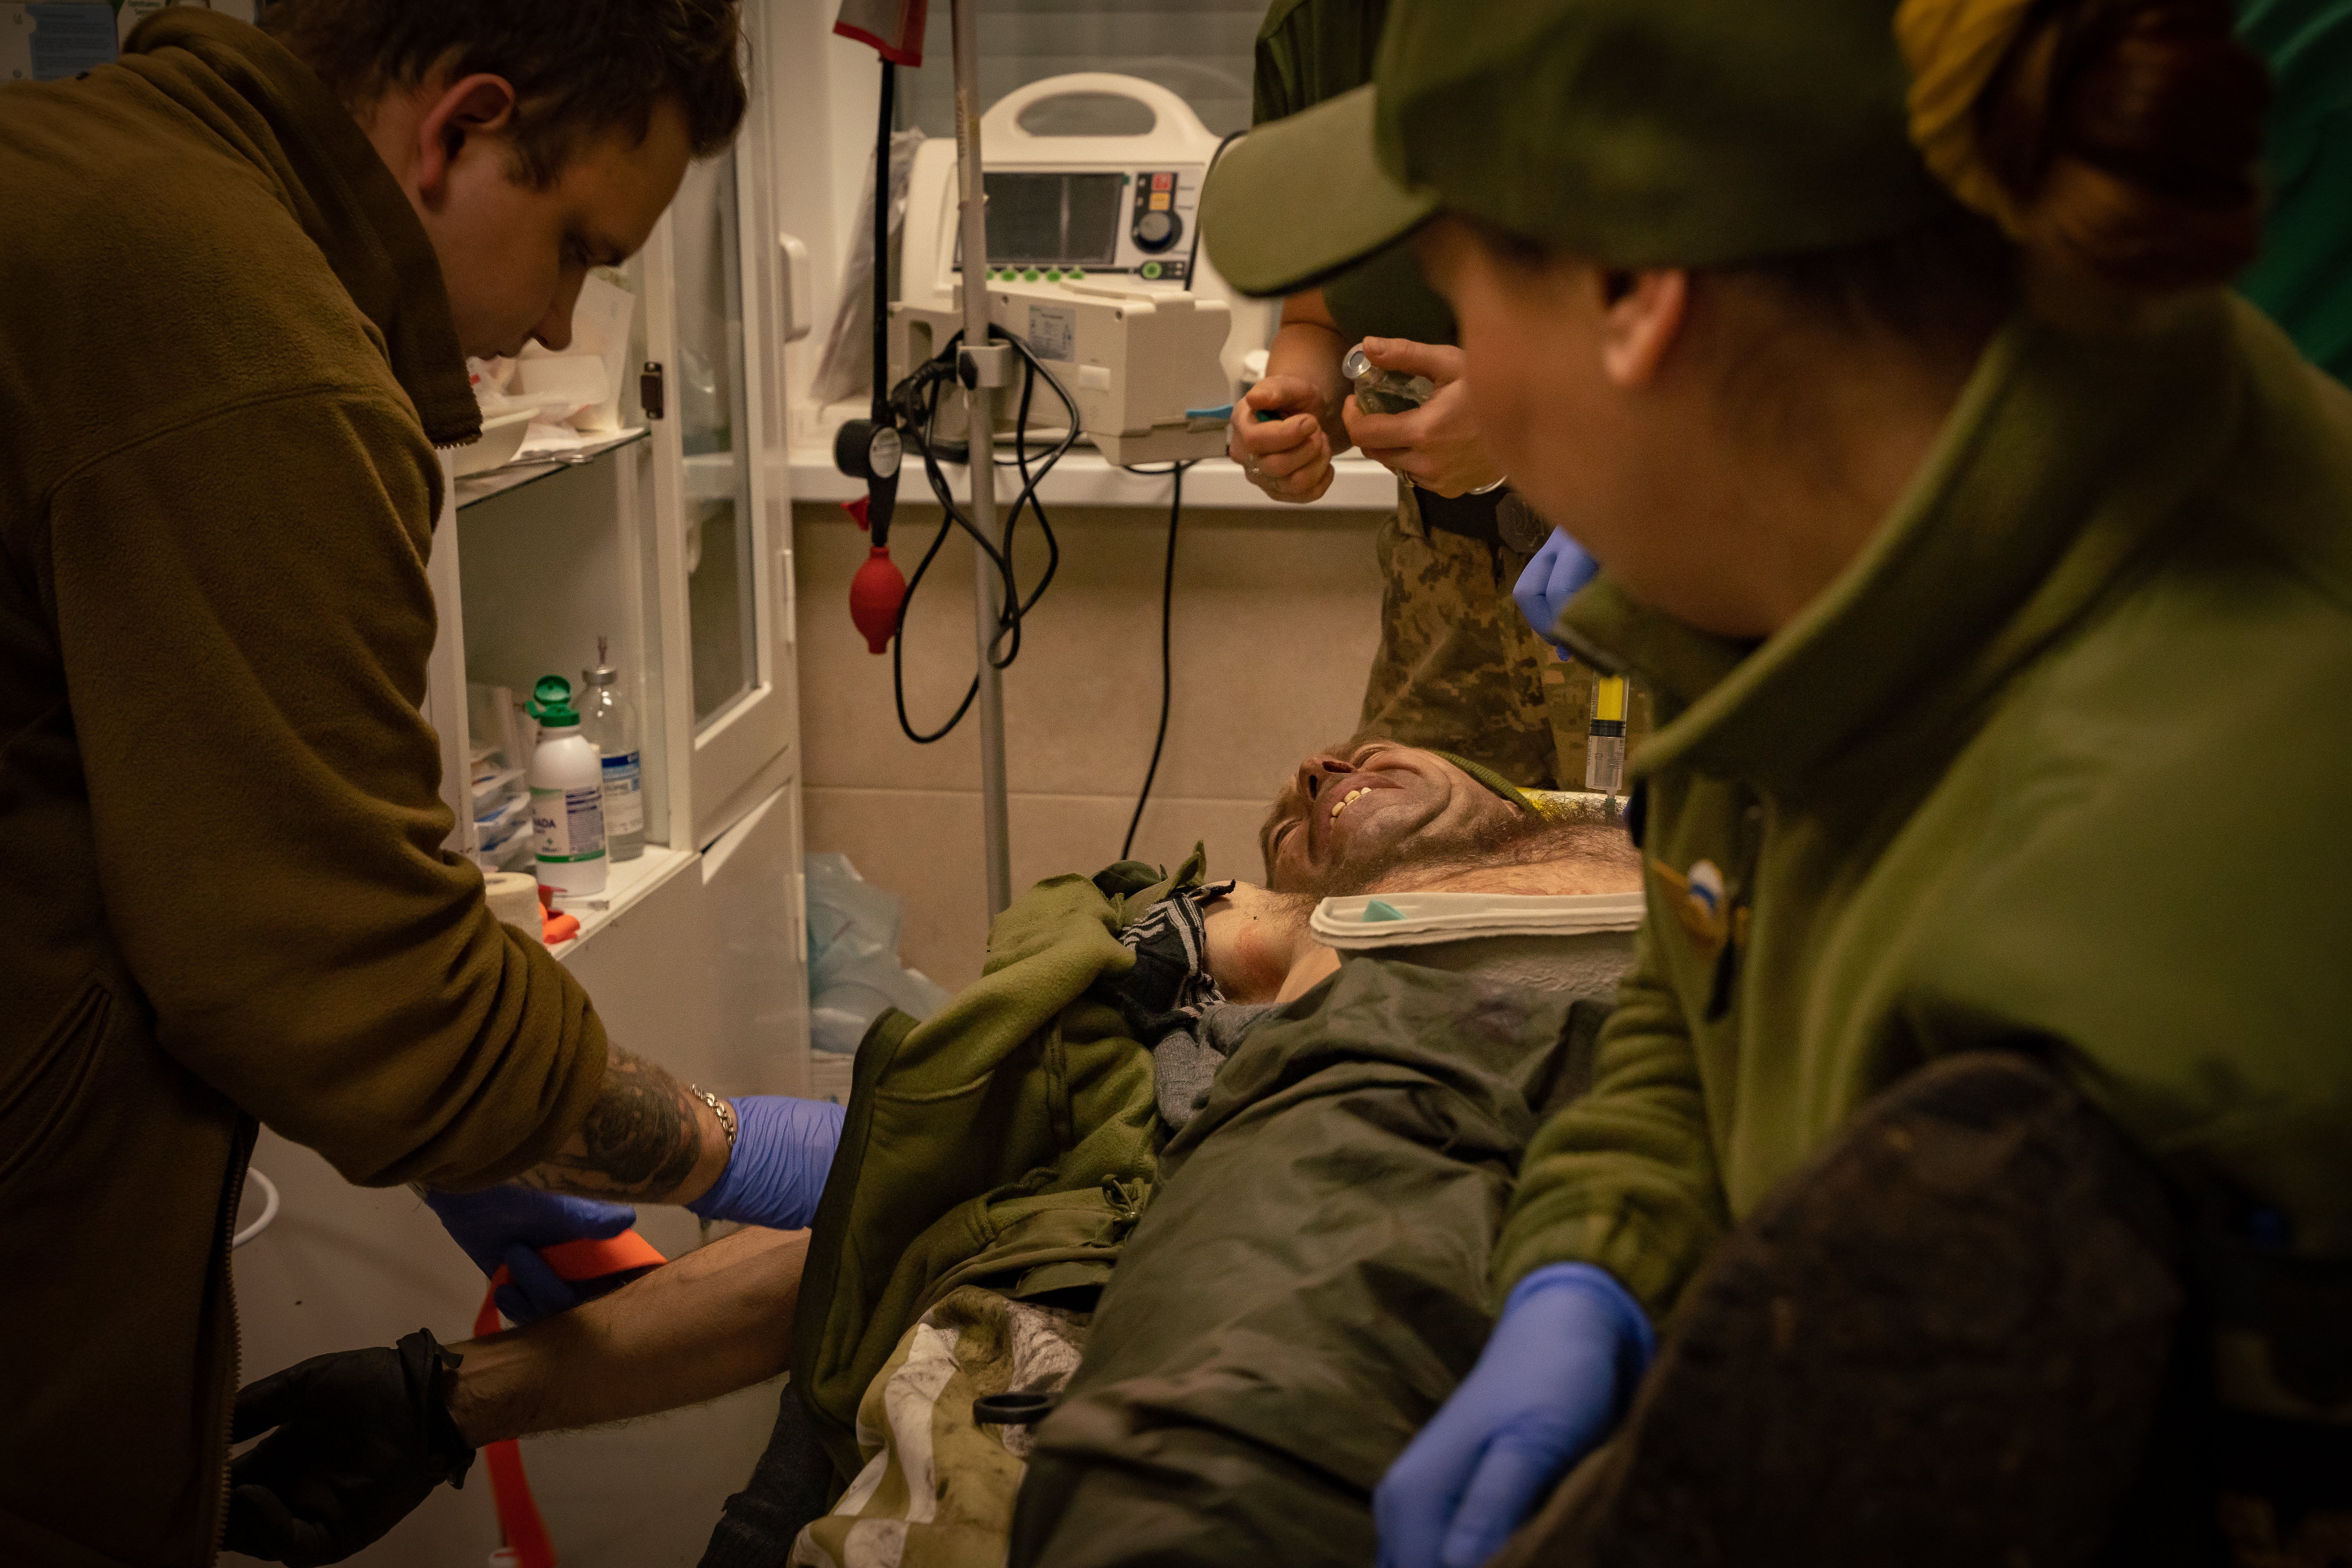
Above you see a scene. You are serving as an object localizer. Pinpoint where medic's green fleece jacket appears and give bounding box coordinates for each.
[1508,295,2352,1323]
[0,15,606,1564]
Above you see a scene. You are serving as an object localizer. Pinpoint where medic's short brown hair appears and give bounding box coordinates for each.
[261,0,747,184]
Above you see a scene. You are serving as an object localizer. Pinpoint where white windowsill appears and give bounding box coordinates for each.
[787,448,1399,512]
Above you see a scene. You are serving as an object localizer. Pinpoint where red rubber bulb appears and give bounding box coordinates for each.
[849,546,906,655]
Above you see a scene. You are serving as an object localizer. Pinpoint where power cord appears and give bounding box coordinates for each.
[1113,129,1231,858]
[887,330,1082,742]
[1119,460,1195,860]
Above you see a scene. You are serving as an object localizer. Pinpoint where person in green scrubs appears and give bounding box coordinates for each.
[1205,0,2352,1561]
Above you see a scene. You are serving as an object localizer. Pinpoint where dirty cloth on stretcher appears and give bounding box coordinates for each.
[789,1286,1091,1568]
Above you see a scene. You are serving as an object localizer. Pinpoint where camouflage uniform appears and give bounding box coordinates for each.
[1261,0,1597,789]
[1356,486,1549,784]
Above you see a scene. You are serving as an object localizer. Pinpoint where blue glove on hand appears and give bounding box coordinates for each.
[1511,528,1599,647]
[1376,1263,1655,1568]
[682,1095,846,1232]
[419,1186,639,1327]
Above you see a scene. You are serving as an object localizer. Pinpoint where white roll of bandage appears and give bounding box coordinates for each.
[484,871,544,940]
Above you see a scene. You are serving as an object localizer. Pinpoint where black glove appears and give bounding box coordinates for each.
[225,1327,477,1566]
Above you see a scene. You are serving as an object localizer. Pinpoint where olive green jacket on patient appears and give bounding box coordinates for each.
[0,14,607,1564]
[1514,296,2352,1323]
[791,858,1199,1482]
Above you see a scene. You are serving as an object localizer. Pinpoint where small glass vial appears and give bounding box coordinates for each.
[579,635,644,862]
[1341,343,1436,415]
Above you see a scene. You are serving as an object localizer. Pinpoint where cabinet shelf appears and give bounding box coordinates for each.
[548,844,699,960]
[455,427,651,510]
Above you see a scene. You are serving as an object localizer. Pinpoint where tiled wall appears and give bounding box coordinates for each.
[795,496,1391,987]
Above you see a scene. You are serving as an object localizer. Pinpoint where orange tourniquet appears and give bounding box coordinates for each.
[470,1230,668,1568]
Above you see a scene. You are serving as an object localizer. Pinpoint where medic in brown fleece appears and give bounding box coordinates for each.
[0,5,746,1561]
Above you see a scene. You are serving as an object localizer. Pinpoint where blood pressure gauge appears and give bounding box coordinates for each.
[835,418,903,482]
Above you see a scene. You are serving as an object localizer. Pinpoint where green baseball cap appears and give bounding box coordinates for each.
[1203,0,1959,298]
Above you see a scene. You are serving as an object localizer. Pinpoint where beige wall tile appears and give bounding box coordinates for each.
[807,784,1309,989]
[796,502,1388,797]
[797,497,1392,988]
[1005,791,1281,893]
[803,786,988,989]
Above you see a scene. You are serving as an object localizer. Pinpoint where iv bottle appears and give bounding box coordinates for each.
[1341,343,1435,415]
[580,635,643,862]
[528,675,607,897]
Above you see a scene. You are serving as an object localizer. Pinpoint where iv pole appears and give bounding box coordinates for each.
[949,0,1013,915]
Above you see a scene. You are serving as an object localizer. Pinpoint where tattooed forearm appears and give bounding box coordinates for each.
[517,1042,726,1201]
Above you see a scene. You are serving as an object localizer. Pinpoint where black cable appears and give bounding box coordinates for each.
[888,368,1002,744]
[986,337,1079,667]
[987,349,1044,669]
[886,332,1082,743]
[1102,124,1238,840]
[858,58,1076,743]
[1121,461,1194,860]
[1101,127,1245,837]
[869,62,893,430]
[890,508,977,742]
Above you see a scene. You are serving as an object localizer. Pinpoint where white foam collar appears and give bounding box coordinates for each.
[1310,890,1645,949]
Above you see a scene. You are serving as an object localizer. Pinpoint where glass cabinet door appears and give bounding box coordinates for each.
[672,149,761,729]
[639,60,799,854]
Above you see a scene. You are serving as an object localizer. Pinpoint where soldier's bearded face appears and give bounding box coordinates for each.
[1258,743,1523,894]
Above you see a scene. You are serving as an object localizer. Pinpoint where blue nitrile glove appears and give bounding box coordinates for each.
[1511,527,1599,647]
[682,1095,847,1232]
[419,1186,639,1326]
[1376,1263,1655,1568]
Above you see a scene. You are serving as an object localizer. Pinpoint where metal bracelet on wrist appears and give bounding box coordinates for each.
[690,1084,739,1151]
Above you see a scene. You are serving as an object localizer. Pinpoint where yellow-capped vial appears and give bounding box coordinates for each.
[1585,675,1629,795]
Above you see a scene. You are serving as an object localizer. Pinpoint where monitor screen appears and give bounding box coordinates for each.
[969,172,1125,267]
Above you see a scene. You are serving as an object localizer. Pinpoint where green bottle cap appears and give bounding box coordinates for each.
[529,675,579,727]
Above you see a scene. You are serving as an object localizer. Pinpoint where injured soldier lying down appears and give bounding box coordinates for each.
[223,741,1642,1568]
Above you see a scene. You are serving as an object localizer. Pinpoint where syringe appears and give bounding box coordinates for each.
[1585,675,1629,796]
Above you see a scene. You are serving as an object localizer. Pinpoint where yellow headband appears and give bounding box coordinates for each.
[1894,0,2040,239]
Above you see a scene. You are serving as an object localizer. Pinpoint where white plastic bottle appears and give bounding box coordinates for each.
[579,635,643,862]
[528,675,607,897]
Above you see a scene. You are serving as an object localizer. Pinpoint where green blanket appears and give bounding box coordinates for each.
[1009,957,1599,1567]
